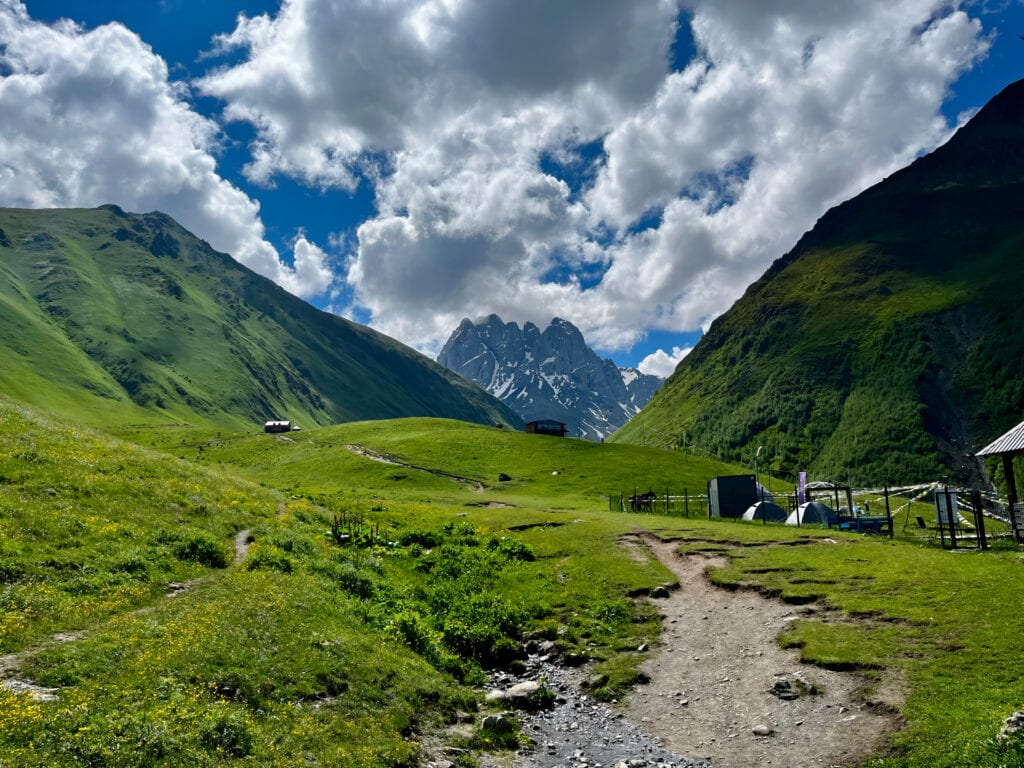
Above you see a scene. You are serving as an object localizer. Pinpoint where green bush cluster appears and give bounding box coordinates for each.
[172,533,230,569]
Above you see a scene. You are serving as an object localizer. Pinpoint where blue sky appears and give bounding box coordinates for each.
[2,0,1023,375]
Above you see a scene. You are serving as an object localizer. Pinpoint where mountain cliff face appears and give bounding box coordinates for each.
[612,79,1024,486]
[0,205,521,430]
[437,315,662,439]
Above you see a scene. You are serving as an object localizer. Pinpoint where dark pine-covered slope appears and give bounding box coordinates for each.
[613,79,1024,486]
[0,205,520,431]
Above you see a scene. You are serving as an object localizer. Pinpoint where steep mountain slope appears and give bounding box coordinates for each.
[0,206,520,430]
[612,79,1024,486]
[437,314,662,439]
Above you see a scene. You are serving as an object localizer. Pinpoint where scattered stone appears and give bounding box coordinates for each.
[1,679,59,702]
[999,711,1024,741]
[498,473,512,482]
[506,681,541,699]
[752,724,774,737]
[482,714,515,734]
[651,585,672,599]
[638,643,650,653]
[770,678,798,700]
[769,673,820,700]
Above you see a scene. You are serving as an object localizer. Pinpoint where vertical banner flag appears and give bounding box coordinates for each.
[798,471,807,506]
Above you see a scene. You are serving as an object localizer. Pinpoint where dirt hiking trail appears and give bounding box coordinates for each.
[627,534,902,767]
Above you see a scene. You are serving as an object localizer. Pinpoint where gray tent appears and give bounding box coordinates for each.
[742,500,787,522]
[785,500,833,526]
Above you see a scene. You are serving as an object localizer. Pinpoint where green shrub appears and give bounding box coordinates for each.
[389,610,439,658]
[173,533,229,568]
[487,535,535,562]
[441,594,525,667]
[398,529,443,548]
[269,533,313,555]
[246,547,294,573]
[311,558,375,598]
[200,711,255,757]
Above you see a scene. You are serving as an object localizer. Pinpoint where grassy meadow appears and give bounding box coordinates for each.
[3,396,1024,766]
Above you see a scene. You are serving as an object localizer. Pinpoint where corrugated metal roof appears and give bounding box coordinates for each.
[976,419,1024,457]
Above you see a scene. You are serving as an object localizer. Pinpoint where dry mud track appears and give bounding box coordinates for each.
[627,534,901,768]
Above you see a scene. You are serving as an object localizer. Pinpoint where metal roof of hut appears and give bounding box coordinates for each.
[742,500,787,522]
[976,417,1024,539]
[977,419,1024,457]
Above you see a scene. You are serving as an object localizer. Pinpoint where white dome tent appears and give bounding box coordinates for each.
[786,500,834,526]
[742,500,787,522]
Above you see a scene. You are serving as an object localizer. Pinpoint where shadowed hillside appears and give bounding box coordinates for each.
[613,79,1024,486]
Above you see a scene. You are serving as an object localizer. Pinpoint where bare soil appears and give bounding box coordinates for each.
[627,535,902,767]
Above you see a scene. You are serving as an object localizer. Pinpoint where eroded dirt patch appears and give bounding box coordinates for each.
[627,535,902,768]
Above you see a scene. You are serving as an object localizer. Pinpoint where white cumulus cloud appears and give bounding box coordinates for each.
[0,0,333,299]
[198,0,990,356]
[2,0,995,352]
[639,345,693,378]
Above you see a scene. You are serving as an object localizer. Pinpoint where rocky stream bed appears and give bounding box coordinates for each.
[428,534,901,768]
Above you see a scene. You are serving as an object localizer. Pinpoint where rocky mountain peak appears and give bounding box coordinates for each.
[437,315,663,440]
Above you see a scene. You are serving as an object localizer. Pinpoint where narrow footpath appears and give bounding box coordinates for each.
[625,535,900,767]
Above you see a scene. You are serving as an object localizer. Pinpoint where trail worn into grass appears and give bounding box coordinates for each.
[233,528,252,565]
[627,535,901,767]
[345,444,486,491]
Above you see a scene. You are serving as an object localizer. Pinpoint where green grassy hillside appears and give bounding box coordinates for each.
[0,205,520,431]
[613,79,1024,487]
[132,417,746,506]
[6,396,1024,767]
[0,395,747,766]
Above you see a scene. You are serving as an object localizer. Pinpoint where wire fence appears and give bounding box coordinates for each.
[607,488,710,517]
[607,481,1020,547]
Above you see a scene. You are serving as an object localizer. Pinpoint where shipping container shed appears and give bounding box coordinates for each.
[708,474,759,519]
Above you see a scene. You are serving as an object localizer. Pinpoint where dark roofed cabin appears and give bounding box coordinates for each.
[264,420,292,433]
[525,419,567,437]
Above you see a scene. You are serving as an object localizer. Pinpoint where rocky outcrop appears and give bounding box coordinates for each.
[437,315,663,440]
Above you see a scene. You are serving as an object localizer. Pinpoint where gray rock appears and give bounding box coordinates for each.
[999,710,1024,741]
[482,714,515,734]
[769,673,819,700]
[506,680,541,698]
[752,724,774,737]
